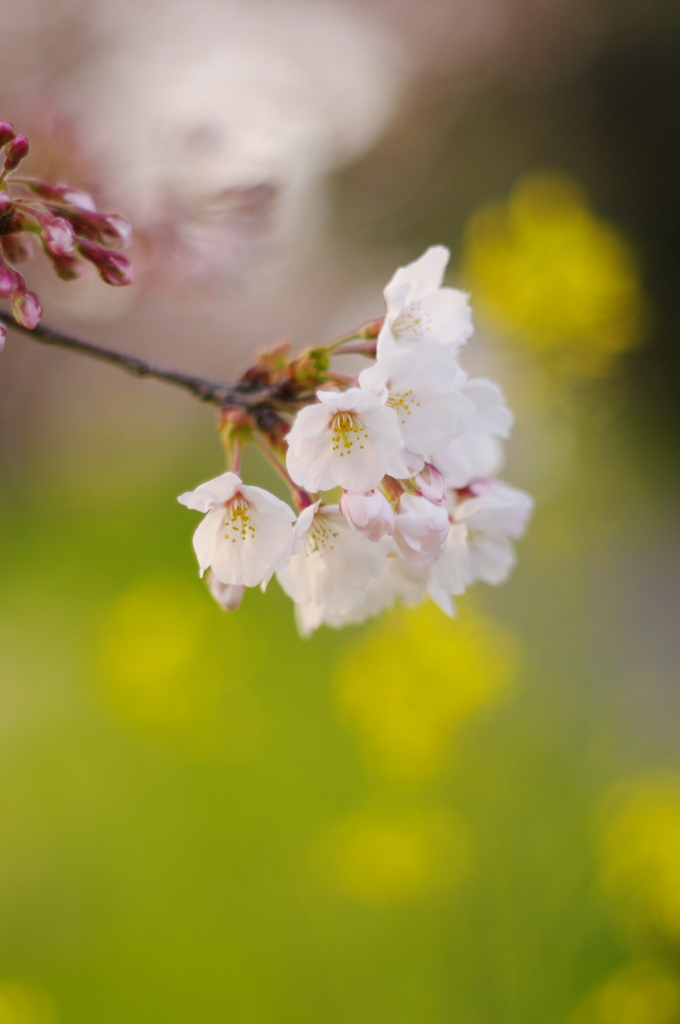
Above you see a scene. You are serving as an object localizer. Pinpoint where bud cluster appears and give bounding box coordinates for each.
[179,246,534,635]
[0,121,133,342]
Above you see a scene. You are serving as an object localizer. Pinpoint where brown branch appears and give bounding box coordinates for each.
[0,309,242,406]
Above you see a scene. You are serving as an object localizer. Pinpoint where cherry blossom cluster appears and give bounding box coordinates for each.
[0,121,132,347]
[180,247,534,635]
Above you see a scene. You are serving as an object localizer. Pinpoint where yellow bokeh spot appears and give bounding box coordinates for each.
[317,806,470,904]
[0,982,56,1024]
[571,961,680,1024]
[462,170,645,376]
[599,775,680,939]
[335,603,519,781]
[95,577,258,759]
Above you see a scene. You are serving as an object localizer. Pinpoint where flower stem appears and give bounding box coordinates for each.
[332,339,377,358]
[254,436,311,510]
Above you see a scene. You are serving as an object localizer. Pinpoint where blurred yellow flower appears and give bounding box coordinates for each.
[462,171,645,375]
[335,603,519,781]
[316,805,470,904]
[0,982,56,1024]
[599,775,680,940]
[95,576,259,759]
[570,961,680,1024]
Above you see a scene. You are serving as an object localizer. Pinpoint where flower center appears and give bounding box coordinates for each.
[387,388,421,424]
[308,514,340,554]
[392,300,431,339]
[224,495,256,542]
[331,411,369,457]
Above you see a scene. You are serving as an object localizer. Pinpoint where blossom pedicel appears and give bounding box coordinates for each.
[179,246,534,634]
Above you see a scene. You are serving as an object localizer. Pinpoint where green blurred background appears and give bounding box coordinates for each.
[1,1,680,1022]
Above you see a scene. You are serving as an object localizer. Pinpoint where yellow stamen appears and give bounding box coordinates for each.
[224,496,256,542]
[331,411,369,457]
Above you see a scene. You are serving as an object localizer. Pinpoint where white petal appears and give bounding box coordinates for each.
[428,522,469,610]
[212,512,294,588]
[434,433,506,489]
[394,493,449,568]
[178,471,241,512]
[454,482,534,540]
[469,533,516,586]
[192,507,225,576]
[384,246,449,307]
[420,287,474,349]
[463,379,514,438]
[239,483,296,522]
[286,389,404,492]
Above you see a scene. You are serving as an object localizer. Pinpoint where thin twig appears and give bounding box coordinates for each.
[0,309,237,406]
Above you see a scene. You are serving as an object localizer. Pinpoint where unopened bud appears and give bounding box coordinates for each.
[0,322,6,353]
[207,572,245,612]
[0,122,15,148]
[394,493,450,568]
[0,261,15,297]
[415,463,447,504]
[218,406,255,461]
[43,215,75,256]
[13,285,41,329]
[0,192,12,216]
[359,317,384,340]
[77,239,133,286]
[60,186,97,212]
[25,181,97,211]
[339,488,395,542]
[98,252,133,286]
[48,252,83,282]
[100,214,132,250]
[2,232,32,263]
[3,135,29,173]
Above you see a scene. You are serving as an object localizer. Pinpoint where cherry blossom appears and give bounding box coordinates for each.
[178,471,295,588]
[359,341,474,472]
[277,503,387,636]
[377,246,474,357]
[323,550,429,630]
[434,432,505,490]
[452,480,534,586]
[286,387,406,493]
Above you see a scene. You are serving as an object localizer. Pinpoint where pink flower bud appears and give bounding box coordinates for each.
[0,122,15,148]
[207,572,245,611]
[61,187,97,212]
[415,463,447,504]
[43,215,75,255]
[0,261,15,297]
[394,493,450,568]
[100,214,132,250]
[98,252,133,286]
[339,488,395,542]
[3,135,29,173]
[0,322,6,353]
[0,192,12,216]
[2,233,33,263]
[12,286,41,329]
[48,252,83,282]
[25,181,97,211]
[77,239,133,286]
